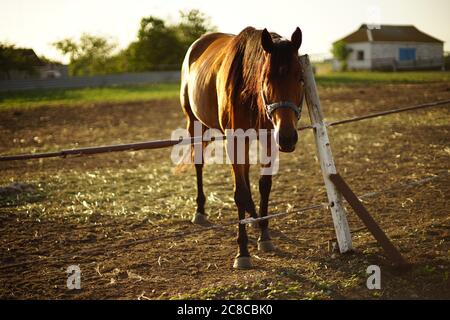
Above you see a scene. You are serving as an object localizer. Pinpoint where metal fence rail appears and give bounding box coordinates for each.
[1,98,449,162]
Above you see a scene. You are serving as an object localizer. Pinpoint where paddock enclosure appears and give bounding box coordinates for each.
[0,72,449,298]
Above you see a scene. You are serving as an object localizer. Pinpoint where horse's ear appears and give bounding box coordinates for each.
[291,27,302,51]
[261,28,273,53]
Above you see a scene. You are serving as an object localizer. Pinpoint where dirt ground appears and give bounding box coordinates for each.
[0,83,449,299]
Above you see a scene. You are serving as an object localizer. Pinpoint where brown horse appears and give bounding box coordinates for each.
[180,26,304,269]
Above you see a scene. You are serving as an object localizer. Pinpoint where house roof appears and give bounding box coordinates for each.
[14,48,46,67]
[336,24,444,44]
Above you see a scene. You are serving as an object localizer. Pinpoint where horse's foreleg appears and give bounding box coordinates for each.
[244,163,258,220]
[232,164,253,269]
[257,173,275,252]
[257,136,276,252]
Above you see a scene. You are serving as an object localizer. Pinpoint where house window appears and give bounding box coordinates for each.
[399,48,416,61]
[357,50,365,61]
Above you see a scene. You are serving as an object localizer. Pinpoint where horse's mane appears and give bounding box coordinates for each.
[222,27,286,128]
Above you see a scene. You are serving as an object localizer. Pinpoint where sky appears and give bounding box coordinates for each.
[1,0,449,63]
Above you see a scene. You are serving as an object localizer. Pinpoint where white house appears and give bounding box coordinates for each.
[333,24,444,71]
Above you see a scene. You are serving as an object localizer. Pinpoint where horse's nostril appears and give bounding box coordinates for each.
[282,132,297,145]
[292,131,298,145]
[278,131,298,151]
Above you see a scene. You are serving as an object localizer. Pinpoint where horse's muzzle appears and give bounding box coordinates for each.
[277,130,298,153]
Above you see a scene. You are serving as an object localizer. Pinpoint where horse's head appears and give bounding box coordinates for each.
[260,27,303,153]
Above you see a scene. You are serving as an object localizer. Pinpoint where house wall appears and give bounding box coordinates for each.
[36,65,69,79]
[346,42,372,70]
[0,70,38,81]
[0,65,70,80]
[344,42,443,70]
[371,42,443,60]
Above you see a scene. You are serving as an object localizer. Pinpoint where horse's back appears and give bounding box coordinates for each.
[181,32,234,130]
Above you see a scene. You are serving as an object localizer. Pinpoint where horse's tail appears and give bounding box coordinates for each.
[173,146,193,174]
[173,141,211,174]
[174,57,197,174]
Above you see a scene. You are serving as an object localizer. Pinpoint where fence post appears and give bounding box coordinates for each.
[299,55,353,253]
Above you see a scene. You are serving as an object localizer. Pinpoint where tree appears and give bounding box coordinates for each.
[127,10,216,72]
[53,34,118,76]
[332,40,352,71]
[0,43,38,79]
[52,9,217,74]
[127,17,184,72]
[176,9,216,47]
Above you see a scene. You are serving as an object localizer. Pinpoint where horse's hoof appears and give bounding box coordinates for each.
[191,212,213,227]
[258,240,275,252]
[233,256,253,269]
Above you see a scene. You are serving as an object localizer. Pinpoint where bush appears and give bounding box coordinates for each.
[331,40,352,71]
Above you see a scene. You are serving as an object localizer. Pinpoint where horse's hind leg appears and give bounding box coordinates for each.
[192,160,211,226]
[191,134,211,226]
[181,88,211,226]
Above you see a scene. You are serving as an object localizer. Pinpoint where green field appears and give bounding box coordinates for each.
[0,71,449,110]
[0,83,180,110]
